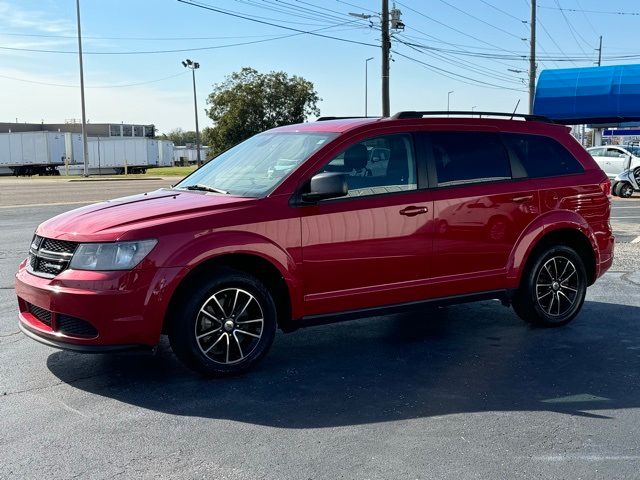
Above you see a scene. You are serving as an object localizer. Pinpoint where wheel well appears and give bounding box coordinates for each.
[523,228,597,285]
[163,254,293,333]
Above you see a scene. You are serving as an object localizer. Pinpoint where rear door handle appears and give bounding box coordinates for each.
[512,195,533,204]
[400,206,429,216]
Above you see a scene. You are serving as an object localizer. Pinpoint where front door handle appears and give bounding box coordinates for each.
[512,195,534,204]
[400,206,429,216]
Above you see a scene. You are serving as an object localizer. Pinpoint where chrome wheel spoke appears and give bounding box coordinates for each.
[212,294,228,318]
[197,327,221,339]
[232,331,244,360]
[204,332,226,353]
[235,328,260,339]
[560,269,576,284]
[561,285,577,293]
[200,308,222,323]
[538,290,553,300]
[234,294,254,320]
[236,318,263,325]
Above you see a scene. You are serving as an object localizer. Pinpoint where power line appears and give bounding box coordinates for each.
[537,4,640,16]
[0,19,366,54]
[435,0,525,40]
[392,49,527,92]
[553,0,590,57]
[177,0,378,48]
[394,35,524,84]
[396,1,524,56]
[478,0,527,24]
[0,71,188,88]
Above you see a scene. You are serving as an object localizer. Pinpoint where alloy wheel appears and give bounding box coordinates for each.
[535,256,579,317]
[194,288,264,365]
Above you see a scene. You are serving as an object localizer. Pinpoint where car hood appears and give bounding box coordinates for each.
[37,189,255,242]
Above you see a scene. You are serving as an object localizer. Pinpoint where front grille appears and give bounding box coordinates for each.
[58,315,98,338]
[27,302,52,327]
[28,235,77,278]
[41,238,77,254]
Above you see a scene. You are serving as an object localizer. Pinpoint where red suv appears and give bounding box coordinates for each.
[16,112,614,376]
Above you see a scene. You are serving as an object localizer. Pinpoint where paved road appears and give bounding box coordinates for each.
[1,181,640,479]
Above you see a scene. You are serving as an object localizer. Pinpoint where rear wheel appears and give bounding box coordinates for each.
[512,245,587,327]
[168,268,277,376]
[612,181,622,197]
[619,181,635,198]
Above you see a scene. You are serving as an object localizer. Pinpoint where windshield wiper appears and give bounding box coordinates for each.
[181,184,229,194]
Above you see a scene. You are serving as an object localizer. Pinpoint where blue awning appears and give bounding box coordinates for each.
[534,64,640,124]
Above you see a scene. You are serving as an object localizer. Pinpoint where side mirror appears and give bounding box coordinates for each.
[301,172,348,203]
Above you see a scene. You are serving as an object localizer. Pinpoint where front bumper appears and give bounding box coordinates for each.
[15,263,183,350]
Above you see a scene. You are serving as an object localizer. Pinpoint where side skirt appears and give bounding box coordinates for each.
[288,289,515,331]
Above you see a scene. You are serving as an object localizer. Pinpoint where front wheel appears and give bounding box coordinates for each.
[168,268,277,376]
[512,245,587,327]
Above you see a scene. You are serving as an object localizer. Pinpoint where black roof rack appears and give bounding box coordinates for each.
[316,116,374,121]
[391,111,552,122]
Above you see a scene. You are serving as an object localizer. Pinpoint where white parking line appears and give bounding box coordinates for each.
[0,200,99,209]
[611,216,640,219]
[632,236,640,244]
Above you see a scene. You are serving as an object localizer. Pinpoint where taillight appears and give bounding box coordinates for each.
[600,179,611,196]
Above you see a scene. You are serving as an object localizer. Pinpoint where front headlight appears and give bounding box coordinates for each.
[69,239,157,271]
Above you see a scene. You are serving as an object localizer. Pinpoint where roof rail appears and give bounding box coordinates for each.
[316,116,373,121]
[391,111,552,122]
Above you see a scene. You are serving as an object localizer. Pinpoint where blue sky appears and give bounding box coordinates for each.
[1,0,638,133]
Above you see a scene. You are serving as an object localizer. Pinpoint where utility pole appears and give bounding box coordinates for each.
[350,2,402,117]
[596,35,603,66]
[528,0,536,114]
[75,0,89,177]
[381,0,390,117]
[182,59,201,168]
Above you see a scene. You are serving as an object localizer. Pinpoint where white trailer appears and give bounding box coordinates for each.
[0,131,66,175]
[66,137,158,174]
[157,140,174,167]
[173,146,209,165]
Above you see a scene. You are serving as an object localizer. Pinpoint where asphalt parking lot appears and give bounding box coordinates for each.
[1,179,639,479]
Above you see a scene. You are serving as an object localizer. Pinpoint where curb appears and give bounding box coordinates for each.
[67,177,164,182]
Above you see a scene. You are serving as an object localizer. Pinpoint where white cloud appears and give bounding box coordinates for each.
[0,1,74,35]
[0,68,199,132]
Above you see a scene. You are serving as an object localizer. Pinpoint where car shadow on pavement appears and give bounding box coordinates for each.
[47,300,640,428]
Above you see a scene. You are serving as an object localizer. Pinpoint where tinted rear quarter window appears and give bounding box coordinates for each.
[503,133,584,178]
[430,132,511,187]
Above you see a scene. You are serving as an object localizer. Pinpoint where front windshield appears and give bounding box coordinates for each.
[175,132,337,197]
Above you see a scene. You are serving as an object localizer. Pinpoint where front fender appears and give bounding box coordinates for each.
[506,210,598,288]
[161,230,302,319]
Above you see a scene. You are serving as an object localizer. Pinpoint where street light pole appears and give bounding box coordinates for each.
[365,57,374,117]
[75,0,89,177]
[182,59,201,168]
[447,90,454,115]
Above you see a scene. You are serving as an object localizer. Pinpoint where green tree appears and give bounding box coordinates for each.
[204,67,320,154]
[159,128,198,146]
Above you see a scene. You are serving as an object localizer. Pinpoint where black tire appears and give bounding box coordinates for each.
[611,181,622,197]
[512,245,587,327]
[168,267,277,376]
[619,181,634,198]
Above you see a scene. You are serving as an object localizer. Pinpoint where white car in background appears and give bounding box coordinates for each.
[587,145,640,180]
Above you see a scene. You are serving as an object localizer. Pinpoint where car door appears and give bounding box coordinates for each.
[421,130,540,298]
[605,147,628,176]
[588,147,608,173]
[300,133,433,316]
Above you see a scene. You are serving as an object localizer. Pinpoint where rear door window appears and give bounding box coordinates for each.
[429,132,511,187]
[502,133,584,178]
[589,148,605,156]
